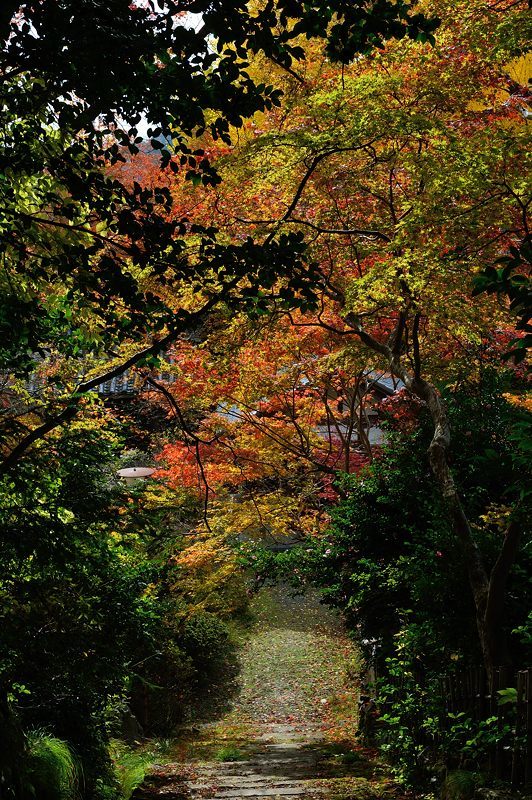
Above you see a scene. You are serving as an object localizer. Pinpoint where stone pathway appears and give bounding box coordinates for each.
[133,587,398,800]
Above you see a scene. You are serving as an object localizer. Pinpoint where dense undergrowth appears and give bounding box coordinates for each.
[0,413,249,799]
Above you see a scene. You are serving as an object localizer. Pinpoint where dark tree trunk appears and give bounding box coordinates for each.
[344,314,520,683]
[408,375,518,683]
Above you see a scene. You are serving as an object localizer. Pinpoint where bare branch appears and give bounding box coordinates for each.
[268,54,306,85]
[288,217,391,241]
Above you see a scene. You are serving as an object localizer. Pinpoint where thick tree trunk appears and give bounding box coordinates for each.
[407,376,518,681]
[410,378,493,672]
[344,314,519,681]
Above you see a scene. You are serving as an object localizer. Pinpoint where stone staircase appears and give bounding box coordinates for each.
[133,723,386,800]
[186,745,325,798]
[132,588,392,800]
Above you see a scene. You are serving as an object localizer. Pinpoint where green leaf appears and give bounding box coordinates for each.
[498,687,518,706]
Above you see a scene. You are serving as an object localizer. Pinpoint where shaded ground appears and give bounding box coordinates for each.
[133,586,399,800]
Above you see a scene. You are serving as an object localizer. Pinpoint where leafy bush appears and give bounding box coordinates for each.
[180,613,231,669]
[374,633,444,788]
[443,712,515,766]
[0,430,160,798]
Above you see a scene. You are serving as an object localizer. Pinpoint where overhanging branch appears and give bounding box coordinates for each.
[0,292,228,474]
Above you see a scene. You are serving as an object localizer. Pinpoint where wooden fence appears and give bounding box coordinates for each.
[441,667,532,788]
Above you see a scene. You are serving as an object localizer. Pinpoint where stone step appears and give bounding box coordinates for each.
[197,752,319,764]
[190,787,319,798]
[194,762,317,774]
[191,776,312,786]
[192,768,317,780]
[191,767,318,776]
[190,796,316,800]
[190,779,314,789]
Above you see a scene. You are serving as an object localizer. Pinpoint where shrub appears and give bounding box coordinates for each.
[374,634,444,788]
[179,613,230,669]
[0,434,160,798]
